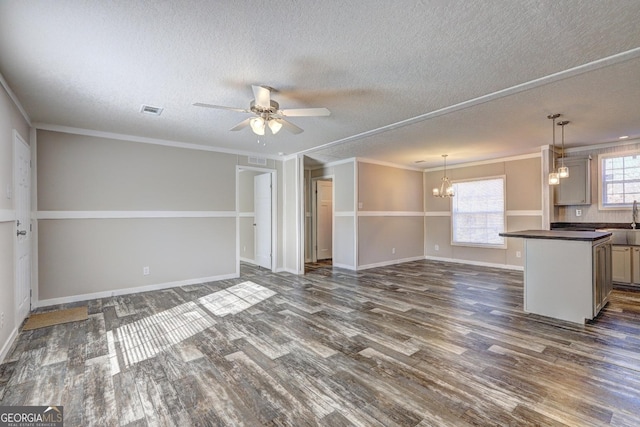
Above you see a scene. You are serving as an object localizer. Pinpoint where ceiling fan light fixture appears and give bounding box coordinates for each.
[268,119,283,135]
[250,116,265,135]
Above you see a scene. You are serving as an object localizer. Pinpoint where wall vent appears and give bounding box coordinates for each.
[140,105,164,116]
[248,156,267,166]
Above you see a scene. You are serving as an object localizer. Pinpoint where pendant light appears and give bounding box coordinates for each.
[557,120,570,178]
[547,114,561,186]
[433,154,454,197]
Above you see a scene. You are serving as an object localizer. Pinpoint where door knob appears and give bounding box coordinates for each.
[17,230,26,236]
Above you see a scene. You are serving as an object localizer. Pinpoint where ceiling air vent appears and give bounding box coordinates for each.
[140,105,164,116]
[248,156,267,166]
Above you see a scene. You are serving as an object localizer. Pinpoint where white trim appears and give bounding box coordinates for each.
[356,157,424,172]
[357,211,424,217]
[425,211,451,217]
[506,210,543,216]
[35,123,284,160]
[37,210,236,220]
[424,255,524,271]
[333,262,356,271]
[357,256,425,271]
[0,327,19,364]
[0,209,15,222]
[239,212,255,217]
[35,273,239,308]
[334,211,355,217]
[424,152,541,172]
[0,72,31,126]
[597,149,640,210]
[240,257,256,264]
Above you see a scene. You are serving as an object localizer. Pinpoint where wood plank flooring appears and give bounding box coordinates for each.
[2,260,640,426]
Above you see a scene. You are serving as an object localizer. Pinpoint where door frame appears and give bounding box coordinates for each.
[236,165,277,272]
[13,130,31,326]
[310,175,334,263]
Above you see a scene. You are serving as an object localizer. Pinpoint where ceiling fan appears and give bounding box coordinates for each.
[194,85,330,135]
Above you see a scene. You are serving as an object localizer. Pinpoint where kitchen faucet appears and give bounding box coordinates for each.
[633,200,638,229]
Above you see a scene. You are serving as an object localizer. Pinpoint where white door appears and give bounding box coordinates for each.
[14,132,31,323]
[316,180,333,260]
[254,173,272,269]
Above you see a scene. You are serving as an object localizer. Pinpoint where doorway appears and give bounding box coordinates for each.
[14,131,31,324]
[254,172,272,269]
[310,178,333,267]
[237,167,276,272]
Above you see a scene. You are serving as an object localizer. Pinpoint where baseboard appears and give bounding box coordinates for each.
[240,257,256,264]
[332,263,356,270]
[0,327,19,364]
[35,273,240,308]
[356,256,425,271]
[424,255,524,271]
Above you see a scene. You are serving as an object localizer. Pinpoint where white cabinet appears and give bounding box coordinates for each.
[554,157,591,206]
[612,246,631,283]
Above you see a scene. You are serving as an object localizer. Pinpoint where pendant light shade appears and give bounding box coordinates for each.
[547,114,561,186]
[558,120,570,178]
[433,154,454,197]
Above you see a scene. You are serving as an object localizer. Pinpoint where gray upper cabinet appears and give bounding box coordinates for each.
[554,157,591,206]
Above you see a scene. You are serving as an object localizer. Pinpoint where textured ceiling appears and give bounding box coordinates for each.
[1,0,639,168]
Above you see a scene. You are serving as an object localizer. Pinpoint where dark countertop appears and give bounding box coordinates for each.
[551,222,633,231]
[500,229,612,242]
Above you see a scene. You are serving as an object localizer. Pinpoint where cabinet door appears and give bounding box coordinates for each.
[612,246,631,283]
[554,158,591,205]
[633,247,640,284]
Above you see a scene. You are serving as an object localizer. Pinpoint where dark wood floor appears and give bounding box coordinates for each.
[1,260,640,426]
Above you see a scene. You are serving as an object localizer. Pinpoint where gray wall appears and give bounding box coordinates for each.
[0,81,31,360]
[556,139,640,223]
[36,130,239,302]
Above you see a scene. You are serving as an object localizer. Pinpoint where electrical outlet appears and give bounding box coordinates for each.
[516,251,522,258]
[1,312,4,329]
[5,184,11,200]
[434,244,439,251]
[143,266,150,275]
[576,209,582,217]
[358,202,363,209]
[392,248,396,254]
[243,245,246,253]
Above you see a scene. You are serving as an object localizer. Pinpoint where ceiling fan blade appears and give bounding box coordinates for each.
[230,118,252,131]
[252,85,271,108]
[193,103,250,113]
[280,119,304,134]
[280,107,331,117]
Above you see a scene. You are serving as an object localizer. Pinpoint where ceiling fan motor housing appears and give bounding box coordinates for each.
[250,99,279,116]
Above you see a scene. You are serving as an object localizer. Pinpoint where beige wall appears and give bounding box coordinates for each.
[425,155,542,268]
[0,82,31,360]
[36,130,239,303]
[357,161,424,268]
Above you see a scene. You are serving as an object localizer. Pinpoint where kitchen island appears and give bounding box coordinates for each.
[500,230,612,324]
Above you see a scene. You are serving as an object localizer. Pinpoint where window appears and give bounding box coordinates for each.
[451,177,505,247]
[600,152,640,208]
